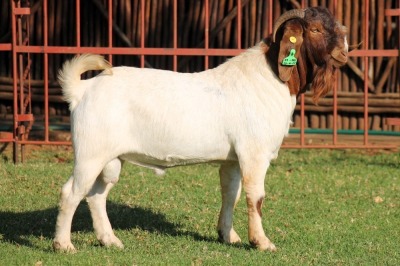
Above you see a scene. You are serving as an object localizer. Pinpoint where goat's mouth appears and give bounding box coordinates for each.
[331,50,348,67]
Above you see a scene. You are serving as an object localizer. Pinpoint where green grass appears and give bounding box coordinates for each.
[0,146,399,265]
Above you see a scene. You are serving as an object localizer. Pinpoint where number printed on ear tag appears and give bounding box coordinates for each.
[282,49,297,66]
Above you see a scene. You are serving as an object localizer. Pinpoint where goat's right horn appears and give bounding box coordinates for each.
[272,9,306,43]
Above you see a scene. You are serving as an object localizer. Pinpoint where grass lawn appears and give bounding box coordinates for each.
[0,145,399,265]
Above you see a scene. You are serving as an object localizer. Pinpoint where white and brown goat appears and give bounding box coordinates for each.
[53,7,348,252]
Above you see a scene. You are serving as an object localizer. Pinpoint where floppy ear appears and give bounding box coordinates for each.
[277,20,304,82]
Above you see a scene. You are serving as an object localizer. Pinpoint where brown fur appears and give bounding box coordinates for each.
[265,7,347,103]
[256,197,264,217]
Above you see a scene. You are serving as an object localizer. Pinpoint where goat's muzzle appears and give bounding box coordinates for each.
[331,49,348,68]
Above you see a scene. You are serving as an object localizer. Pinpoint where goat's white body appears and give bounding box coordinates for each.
[54,43,296,252]
[72,45,294,170]
[53,6,348,252]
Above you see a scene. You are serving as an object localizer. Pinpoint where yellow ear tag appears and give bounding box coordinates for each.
[289,36,297,43]
[282,49,297,66]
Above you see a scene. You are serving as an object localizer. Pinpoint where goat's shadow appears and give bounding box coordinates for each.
[0,201,225,251]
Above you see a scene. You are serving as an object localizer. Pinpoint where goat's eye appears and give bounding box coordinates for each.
[311,28,320,33]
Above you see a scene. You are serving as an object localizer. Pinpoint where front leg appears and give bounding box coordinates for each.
[241,158,276,251]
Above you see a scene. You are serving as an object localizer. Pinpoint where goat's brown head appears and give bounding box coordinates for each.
[266,7,348,103]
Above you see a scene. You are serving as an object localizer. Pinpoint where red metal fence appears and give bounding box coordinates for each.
[0,0,399,162]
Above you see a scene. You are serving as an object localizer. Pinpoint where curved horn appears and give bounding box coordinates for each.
[272,9,306,42]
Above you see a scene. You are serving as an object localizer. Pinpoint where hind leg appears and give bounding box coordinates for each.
[86,158,123,248]
[53,160,104,252]
[53,175,76,252]
[217,162,242,244]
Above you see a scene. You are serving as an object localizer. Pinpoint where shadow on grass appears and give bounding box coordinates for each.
[0,201,219,250]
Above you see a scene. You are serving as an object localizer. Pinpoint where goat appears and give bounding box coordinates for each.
[53,7,348,252]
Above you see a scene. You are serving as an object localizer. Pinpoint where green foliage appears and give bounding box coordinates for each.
[0,147,399,265]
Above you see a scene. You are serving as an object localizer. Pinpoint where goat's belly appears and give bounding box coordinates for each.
[119,149,236,171]
[120,153,218,167]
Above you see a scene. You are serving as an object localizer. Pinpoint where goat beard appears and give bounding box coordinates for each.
[311,62,336,104]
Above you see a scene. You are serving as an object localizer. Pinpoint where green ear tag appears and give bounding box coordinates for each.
[282,49,297,66]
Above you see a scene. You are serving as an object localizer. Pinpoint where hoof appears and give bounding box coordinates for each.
[259,241,277,252]
[218,229,242,244]
[250,238,277,252]
[99,234,124,249]
[53,240,77,253]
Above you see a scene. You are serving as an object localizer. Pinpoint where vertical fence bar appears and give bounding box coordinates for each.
[18,14,24,122]
[173,0,177,71]
[300,0,306,146]
[26,21,31,116]
[204,0,209,69]
[140,0,145,68]
[76,0,80,48]
[268,0,273,34]
[237,0,242,50]
[333,71,338,144]
[333,0,338,145]
[363,0,369,145]
[108,0,113,64]
[17,1,24,161]
[300,93,305,145]
[43,0,49,142]
[11,0,19,162]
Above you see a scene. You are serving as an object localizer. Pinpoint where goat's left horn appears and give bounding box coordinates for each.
[272,9,306,42]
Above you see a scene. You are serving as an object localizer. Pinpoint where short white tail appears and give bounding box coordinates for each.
[58,54,112,111]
